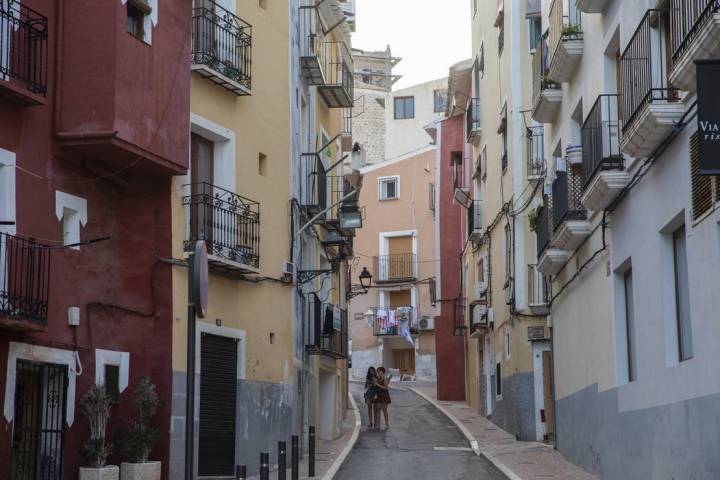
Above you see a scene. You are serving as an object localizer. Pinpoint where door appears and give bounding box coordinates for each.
[387,236,413,280]
[190,133,215,250]
[12,360,67,480]
[198,333,238,477]
[542,351,555,440]
[484,336,493,416]
[392,349,415,377]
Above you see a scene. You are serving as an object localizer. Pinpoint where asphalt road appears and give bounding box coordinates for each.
[337,384,507,480]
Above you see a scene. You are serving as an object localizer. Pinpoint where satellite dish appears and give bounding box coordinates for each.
[192,241,209,319]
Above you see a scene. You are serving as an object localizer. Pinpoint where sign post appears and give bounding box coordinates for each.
[696,60,720,175]
[185,241,208,479]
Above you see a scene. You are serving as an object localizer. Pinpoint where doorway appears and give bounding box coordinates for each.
[11,360,67,480]
[198,333,238,477]
[190,133,215,250]
[542,350,555,442]
[392,349,415,377]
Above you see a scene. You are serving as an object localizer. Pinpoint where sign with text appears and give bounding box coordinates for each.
[527,325,546,341]
[697,60,720,175]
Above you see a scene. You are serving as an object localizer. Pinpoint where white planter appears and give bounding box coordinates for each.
[566,146,583,165]
[79,466,119,480]
[120,462,161,480]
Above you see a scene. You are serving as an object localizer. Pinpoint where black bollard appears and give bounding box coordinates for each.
[291,435,299,480]
[236,465,247,480]
[278,441,287,480]
[260,452,269,480]
[309,426,316,477]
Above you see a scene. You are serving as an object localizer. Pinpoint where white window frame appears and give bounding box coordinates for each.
[378,175,400,201]
[121,0,159,44]
[0,148,16,235]
[95,349,130,394]
[190,113,236,193]
[55,191,88,250]
[504,328,511,360]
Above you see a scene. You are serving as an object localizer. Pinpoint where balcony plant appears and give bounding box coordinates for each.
[561,24,581,37]
[528,206,540,233]
[116,377,162,480]
[79,385,118,480]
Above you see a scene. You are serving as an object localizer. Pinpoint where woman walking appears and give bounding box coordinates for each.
[372,367,391,430]
[364,367,378,427]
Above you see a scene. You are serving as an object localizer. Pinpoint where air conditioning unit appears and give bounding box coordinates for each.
[472,304,488,327]
[474,281,488,301]
[419,316,435,331]
[282,262,294,278]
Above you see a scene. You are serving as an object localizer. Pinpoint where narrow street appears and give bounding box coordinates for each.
[337,384,506,480]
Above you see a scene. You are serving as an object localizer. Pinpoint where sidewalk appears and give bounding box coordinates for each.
[246,393,361,480]
[407,384,597,480]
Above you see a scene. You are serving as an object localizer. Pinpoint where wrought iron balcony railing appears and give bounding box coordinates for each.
[299,4,326,85]
[552,167,586,231]
[620,9,678,136]
[466,98,481,142]
[527,126,545,179]
[670,0,720,64]
[191,0,252,95]
[0,232,51,328]
[318,40,353,108]
[321,306,348,359]
[535,197,552,259]
[371,306,418,336]
[374,253,417,283]
[581,94,624,188]
[183,182,260,271]
[0,1,48,102]
[300,153,327,215]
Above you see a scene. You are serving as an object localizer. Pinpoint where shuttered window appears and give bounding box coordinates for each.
[690,132,720,221]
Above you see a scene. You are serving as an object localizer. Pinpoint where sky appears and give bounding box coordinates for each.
[352,0,472,90]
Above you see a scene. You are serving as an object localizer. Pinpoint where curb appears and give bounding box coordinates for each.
[410,387,523,480]
[321,391,361,480]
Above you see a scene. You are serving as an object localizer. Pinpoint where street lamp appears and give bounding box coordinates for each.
[348,266,373,300]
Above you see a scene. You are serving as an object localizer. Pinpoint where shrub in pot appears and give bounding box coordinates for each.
[79,384,119,480]
[117,377,162,480]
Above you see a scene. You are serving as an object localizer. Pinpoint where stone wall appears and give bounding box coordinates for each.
[352,87,387,165]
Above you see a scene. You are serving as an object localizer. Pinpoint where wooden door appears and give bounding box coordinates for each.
[388,289,411,308]
[542,351,555,439]
[393,349,415,376]
[190,133,214,248]
[387,236,413,279]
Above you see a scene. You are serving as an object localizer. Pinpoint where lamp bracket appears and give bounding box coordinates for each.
[297,269,334,284]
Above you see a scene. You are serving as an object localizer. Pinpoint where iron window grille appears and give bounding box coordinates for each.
[581,94,624,188]
[620,9,678,137]
[0,0,48,98]
[670,0,720,65]
[191,0,252,94]
[183,182,260,269]
[0,232,51,326]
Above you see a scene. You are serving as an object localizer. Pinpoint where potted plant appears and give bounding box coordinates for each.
[117,377,162,480]
[79,385,118,480]
[528,206,541,233]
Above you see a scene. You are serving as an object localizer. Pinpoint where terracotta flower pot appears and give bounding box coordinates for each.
[79,465,119,480]
[120,462,161,480]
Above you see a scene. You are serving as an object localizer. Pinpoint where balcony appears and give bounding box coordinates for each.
[374,254,417,284]
[536,197,571,275]
[341,108,353,152]
[318,40,353,108]
[306,295,348,358]
[300,153,327,217]
[466,98,481,145]
[575,0,611,14]
[371,306,418,336]
[191,0,252,96]
[527,126,545,180]
[620,9,684,159]
[527,264,549,315]
[468,200,482,242]
[324,174,349,234]
[0,233,51,331]
[669,0,720,92]
[0,1,48,105]
[581,94,629,212]
[183,182,260,275]
[299,4,326,85]
[547,0,583,83]
[531,40,563,123]
[552,168,590,251]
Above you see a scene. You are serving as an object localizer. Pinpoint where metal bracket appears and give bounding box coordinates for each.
[297,269,334,284]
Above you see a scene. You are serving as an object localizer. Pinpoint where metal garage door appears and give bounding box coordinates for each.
[198,332,238,477]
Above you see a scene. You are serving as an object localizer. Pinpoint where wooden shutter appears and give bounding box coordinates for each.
[690,133,715,221]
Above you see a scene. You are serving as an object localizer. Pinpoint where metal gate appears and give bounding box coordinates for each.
[11,360,68,480]
[198,332,238,476]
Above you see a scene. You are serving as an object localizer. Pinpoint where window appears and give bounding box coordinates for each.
[500,103,508,173]
[504,330,511,359]
[105,365,120,401]
[452,152,463,190]
[504,223,511,281]
[55,191,87,250]
[0,148,16,235]
[428,182,435,213]
[126,0,151,40]
[258,153,267,176]
[673,226,693,361]
[394,96,415,119]
[379,176,399,201]
[690,133,720,222]
[477,258,485,283]
[624,269,637,382]
[495,362,502,397]
[481,146,487,182]
[528,16,542,50]
[433,89,448,113]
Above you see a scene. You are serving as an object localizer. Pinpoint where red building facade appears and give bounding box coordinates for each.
[435,113,467,401]
[0,1,190,478]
